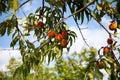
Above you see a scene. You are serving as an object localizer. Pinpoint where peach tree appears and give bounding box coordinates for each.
[0,0,120,79]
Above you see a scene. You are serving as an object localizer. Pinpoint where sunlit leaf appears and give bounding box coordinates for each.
[9,0,20,15]
[114,29,117,37]
[96,4,102,10]
[88,0,94,3]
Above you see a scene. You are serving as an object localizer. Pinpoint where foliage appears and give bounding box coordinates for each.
[0,0,120,79]
[3,47,119,80]
[2,48,102,80]
[0,71,10,80]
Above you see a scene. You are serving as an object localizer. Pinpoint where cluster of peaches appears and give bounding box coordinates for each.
[35,21,68,48]
[97,21,117,69]
[97,37,115,69]
[47,29,68,48]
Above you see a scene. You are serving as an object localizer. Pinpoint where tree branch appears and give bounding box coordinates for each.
[16,0,31,11]
[55,0,96,26]
[86,10,112,38]
[11,0,30,17]
[67,4,90,47]
[54,0,96,47]
[40,0,45,15]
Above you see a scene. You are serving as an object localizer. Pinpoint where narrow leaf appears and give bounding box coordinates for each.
[81,12,84,24]
[114,29,117,37]
[10,35,20,47]
[96,4,102,10]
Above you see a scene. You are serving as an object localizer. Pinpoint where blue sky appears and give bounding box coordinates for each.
[0,0,120,79]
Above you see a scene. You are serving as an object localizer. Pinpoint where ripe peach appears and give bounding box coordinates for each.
[103,46,110,54]
[35,21,44,28]
[61,30,68,39]
[55,34,63,41]
[48,30,55,38]
[60,39,68,47]
[97,61,104,69]
[107,38,113,44]
[109,22,117,30]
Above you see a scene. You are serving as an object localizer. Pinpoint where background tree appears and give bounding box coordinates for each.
[0,71,10,80]
[4,48,103,80]
[4,47,120,80]
[0,0,120,79]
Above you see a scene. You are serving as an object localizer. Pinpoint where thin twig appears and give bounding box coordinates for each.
[42,0,45,11]
[11,0,30,17]
[0,48,19,51]
[40,0,44,15]
[11,0,30,35]
[16,0,30,11]
[11,0,30,37]
[67,4,90,47]
[76,19,90,47]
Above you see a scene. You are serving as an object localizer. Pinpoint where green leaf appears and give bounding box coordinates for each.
[19,40,25,49]
[100,11,105,17]
[111,73,116,80]
[9,0,20,15]
[96,4,102,10]
[10,35,20,47]
[35,7,41,13]
[94,12,101,22]
[23,64,30,78]
[68,30,77,42]
[116,1,120,14]
[71,4,75,13]
[30,0,33,3]
[0,23,7,36]
[85,10,90,22]
[26,40,35,48]
[88,0,94,3]
[67,47,70,52]
[12,30,17,38]
[94,68,103,79]
[13,65,23,79]
[48,52,52,65]
[114,29,117,37]
[69,37,73,47]
[52,52,56,61]
[7,25,14,36]
[81,12,84,24]
[117,23,120,29]
[116,19,120,28]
